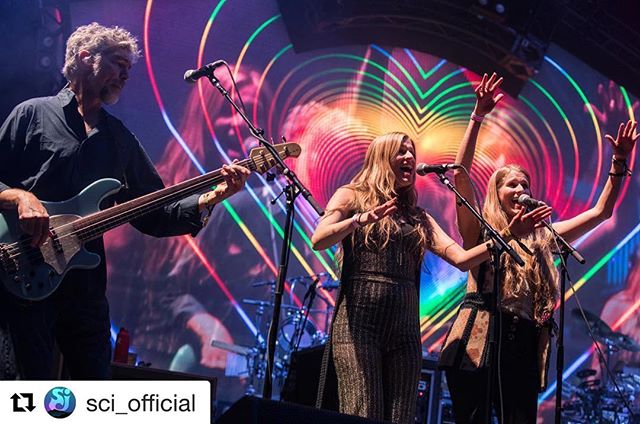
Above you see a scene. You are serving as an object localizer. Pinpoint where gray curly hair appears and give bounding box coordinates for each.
[62,22,141,81]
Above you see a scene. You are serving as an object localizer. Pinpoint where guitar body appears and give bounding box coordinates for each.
[0,179,122,300]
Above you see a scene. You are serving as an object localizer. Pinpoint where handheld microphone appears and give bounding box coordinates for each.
[517,194,546,209]
[416,163,462,176]
[183,60,225,83]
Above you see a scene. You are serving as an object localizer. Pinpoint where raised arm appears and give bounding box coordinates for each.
[454,72,504,247]
[310,188,397,250]
[553,120,638,243]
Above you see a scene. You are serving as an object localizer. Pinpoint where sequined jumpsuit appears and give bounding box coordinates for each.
[331,220,423,424]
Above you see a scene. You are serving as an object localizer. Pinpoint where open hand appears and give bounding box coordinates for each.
[605,120,639,160]
[474,72,504,117]
[508,205,552,238]
[357,198,398,226]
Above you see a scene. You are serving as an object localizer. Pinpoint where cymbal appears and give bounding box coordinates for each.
[572,309,640,352]
[571,308,614,338]
[251,279,276,287]
[240,298,329,313]
[241,299,300,310]
[609,332,640,352]
[251,273,338,287]
[242,298,274,307]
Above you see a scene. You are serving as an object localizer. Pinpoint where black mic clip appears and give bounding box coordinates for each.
[416,163,462,176]
[183,60,226,83]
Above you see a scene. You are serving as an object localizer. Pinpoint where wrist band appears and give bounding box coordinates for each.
[470,113,485,123]
[611,156,632,176]
[351,213,362,229]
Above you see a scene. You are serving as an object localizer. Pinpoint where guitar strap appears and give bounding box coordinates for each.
[315,286,342,409]
[0,320,18,379]
[315,240,351,409]
[104,114,130,192]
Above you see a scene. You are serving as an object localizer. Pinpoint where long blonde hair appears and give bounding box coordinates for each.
[343,132,431,256]
[483,165,558,324]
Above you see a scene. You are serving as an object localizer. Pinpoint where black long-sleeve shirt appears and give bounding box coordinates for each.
[0,87,204,295]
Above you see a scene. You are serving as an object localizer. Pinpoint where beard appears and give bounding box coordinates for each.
[91,61,122,105]
[100,85,121,105]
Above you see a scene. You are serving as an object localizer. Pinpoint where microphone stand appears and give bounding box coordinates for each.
[434,172,524,423]
[545,217,634,422]
[204,70,324,400]
[544,221,584,424]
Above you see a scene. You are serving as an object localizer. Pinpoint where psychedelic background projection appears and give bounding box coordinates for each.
[67,0,640,413]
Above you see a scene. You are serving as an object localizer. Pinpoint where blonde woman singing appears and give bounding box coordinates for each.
[439,72,639,423]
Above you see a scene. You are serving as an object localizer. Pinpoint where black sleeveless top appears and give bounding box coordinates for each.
[340,214,424,288]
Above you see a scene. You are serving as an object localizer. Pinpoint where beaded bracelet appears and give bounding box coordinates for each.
[470,113,485,123]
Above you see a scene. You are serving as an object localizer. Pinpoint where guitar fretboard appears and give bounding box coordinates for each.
[73,157,256,241]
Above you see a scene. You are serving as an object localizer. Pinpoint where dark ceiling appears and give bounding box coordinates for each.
[277,0,640,99]
[1,0,638,119]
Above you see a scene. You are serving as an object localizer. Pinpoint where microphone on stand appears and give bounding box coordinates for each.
[416,163,462,176]
[516,194,546,209]
[516,194,584,264]
[183,60,226,83]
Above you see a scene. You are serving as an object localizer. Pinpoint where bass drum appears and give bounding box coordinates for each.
[277,314,319,358]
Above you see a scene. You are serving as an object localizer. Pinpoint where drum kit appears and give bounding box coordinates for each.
[563,309,640,424]
[210,273,338,396]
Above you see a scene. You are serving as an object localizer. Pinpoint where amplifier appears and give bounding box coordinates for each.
[216,395,384,424]
[281,346,446,423]
[415,354,443,424]
[281,345,339,410]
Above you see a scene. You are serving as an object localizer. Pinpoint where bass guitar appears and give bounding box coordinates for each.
[0,143,300,301]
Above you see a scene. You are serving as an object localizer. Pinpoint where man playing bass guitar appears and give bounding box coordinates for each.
[0,23,250,380]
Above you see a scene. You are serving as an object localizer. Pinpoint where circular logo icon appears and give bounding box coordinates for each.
[44,387,76,419]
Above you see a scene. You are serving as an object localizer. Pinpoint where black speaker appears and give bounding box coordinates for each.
[280,344,339,410]
[215,395,384,424]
